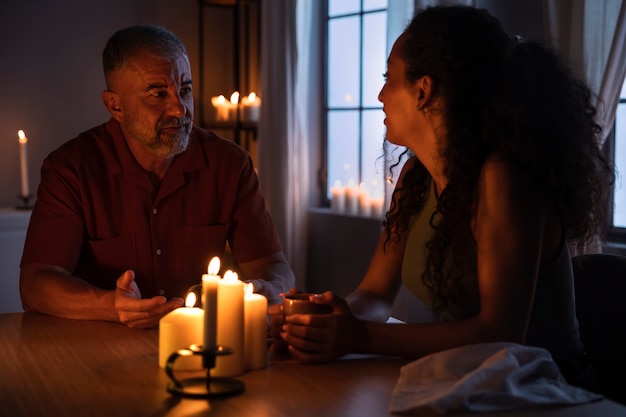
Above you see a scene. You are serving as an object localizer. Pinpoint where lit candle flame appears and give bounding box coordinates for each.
[223,270,239,282]
[216,94,226,104]
[185,292,197,308]
[18,130,27,144]
[207,256,220,275]
[245,282,254,296]
[247,92,257,102]
[230,91,240,104]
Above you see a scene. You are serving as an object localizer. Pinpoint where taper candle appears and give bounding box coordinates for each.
[17,130,30,197]
[202,257,220,352]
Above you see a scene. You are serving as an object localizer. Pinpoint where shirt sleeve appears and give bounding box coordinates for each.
[21,156,85,272]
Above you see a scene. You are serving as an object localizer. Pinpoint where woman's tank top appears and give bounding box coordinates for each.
[400,180,584,363]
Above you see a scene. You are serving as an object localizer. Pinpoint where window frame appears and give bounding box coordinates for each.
[608,94,626,243]
[321,1,387,207]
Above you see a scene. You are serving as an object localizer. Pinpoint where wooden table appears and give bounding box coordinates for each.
[1,313,625,417]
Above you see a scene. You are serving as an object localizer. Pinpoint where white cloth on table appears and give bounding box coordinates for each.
[389,342,602,414]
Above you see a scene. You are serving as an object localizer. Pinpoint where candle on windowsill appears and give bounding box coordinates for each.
[17,130,30,197]
[330,180,346,213]
[244,282,268,370]
[370,189,385,219]
[344,179,359,216]
[158,292,204,370]
[358,181,372,217]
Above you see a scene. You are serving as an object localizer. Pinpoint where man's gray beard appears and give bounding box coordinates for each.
[150,129,190,156]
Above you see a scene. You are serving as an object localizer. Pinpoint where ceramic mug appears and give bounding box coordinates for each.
[282,293,333,315]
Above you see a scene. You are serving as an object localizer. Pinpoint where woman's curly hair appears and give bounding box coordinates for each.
[382,6,614,314]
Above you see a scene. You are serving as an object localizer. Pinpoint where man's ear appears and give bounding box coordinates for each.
[102,90,122,121]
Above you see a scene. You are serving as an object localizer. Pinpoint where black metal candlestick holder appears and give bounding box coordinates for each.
[17,194,33,210]
[165,344,245,398]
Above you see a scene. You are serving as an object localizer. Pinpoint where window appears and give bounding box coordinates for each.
[325,0,388,212]
[613,77,626,231]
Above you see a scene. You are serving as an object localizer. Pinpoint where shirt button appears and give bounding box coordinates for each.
[156,249,162,255]
[152,208,158,214]
[158,289,165,296]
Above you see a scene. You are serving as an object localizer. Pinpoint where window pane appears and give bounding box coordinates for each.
[327,110,359,198]
[362,11,387,107]
[361,109,386,191]
[329,0,360,17]
[614,103,626,228]
[364,0,388,11]
[328,17,360,108]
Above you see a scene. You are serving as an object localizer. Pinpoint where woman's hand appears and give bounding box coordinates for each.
[267,288,298,355]
[280,291,365,363]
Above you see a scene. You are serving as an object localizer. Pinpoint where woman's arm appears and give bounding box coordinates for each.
[282,157,552,362]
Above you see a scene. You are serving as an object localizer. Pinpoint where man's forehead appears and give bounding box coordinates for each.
[110,53,191,86]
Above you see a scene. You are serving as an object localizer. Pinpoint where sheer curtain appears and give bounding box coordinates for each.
[258,1,322,289]
[545,0,626,254]
[545,0,626,144]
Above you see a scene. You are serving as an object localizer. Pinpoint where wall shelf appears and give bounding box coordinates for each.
[197,0,260,156]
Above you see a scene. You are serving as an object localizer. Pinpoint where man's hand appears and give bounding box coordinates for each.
[114,270,183,329]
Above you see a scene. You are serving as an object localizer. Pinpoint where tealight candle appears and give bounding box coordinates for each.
[244,282,268,370]
[212,270,245,377]
[159,292,203,370]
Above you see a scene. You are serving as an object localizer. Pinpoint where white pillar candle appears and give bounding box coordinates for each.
[358,181,371,217]
[370,191,385,218]
[228,91,240,122]
[244,282,268,370]
[240,92,261,123]
[211,95,229,122]
[202,256,221,352]
[17,130,30,197]
[159,292,204,370]
[212,270,245,377]
[330,180,346,213]
[344,179,359,215]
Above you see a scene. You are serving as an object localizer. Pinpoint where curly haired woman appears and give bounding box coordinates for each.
[271,5,614,389]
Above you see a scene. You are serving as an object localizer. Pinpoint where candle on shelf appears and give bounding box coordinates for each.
[344,179,359,215]
[228,91,240,122]
[244,282,268,370]
[159,292,204,371]
[240,92,261,123]
[212,269,245,377]
[202,256,221,353]
[17,130,30,197]
[211,95,229,122]
[330,180,346,213]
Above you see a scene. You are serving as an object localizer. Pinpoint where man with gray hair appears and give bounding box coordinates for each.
[20,25,294,329]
